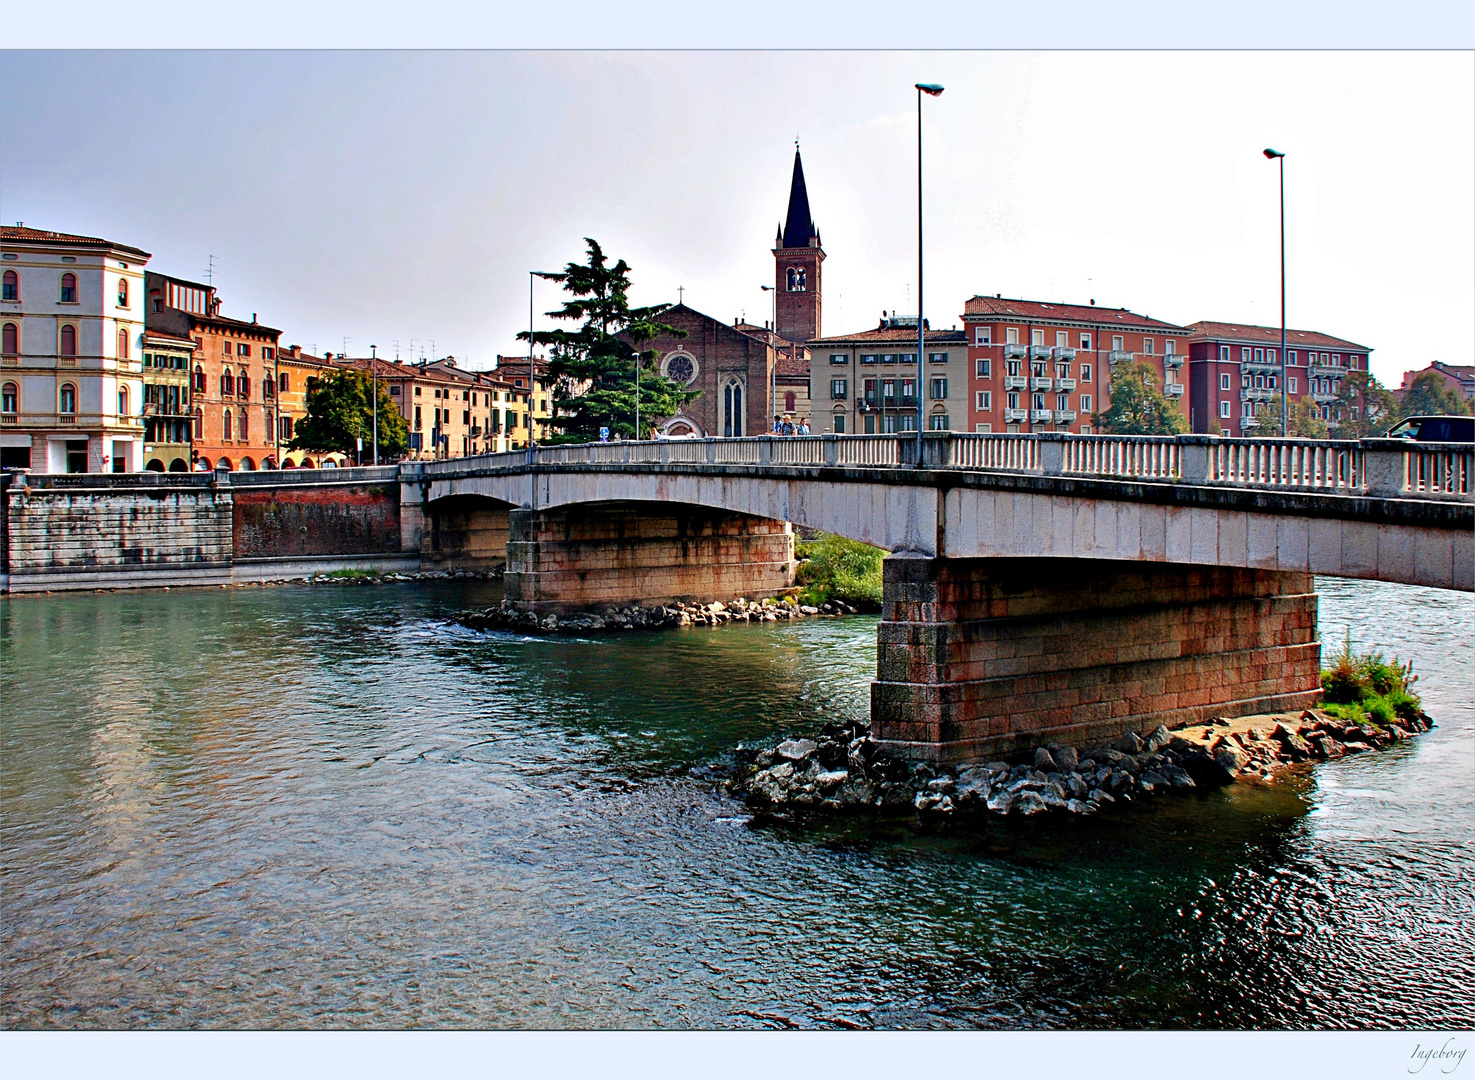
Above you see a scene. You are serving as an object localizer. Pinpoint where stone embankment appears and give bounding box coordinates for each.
[457,596,860,634]
[237,568,499,587]
[729,709,1434,819]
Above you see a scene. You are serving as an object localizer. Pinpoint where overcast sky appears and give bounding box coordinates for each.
[2,50,1470,383]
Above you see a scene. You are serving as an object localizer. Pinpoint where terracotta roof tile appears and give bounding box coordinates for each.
[963,295,1187,332]
[808,326,969,346]
[1,224,150,259]
[1185,320,1372,353]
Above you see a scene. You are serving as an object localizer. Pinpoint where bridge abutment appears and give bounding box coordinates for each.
[871,556,1322,762]
[502,502,795,613]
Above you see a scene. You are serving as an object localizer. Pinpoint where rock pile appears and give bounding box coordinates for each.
[728,708,1432,819]
[458,596,859,634]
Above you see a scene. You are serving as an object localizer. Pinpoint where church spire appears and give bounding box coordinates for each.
[781,146,818,250]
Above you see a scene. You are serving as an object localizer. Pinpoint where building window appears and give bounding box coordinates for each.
[194,407,203,440]
[1007,392,1019,410]
[1332,354,1341,366]
[1220,345,1231,362]
[414,385,422,396]
[930,377,948,400]
[786,266,807,292]
[221,369,234,396]
[784,391,796,412]
[1220,400,1232,419]
[262,347,274,360]
[1081,394,1093,411]
[194,365,206,391]
[1080,364,1091,381]
[239,410,248,441]
[976,358,991,378]
[1253,348,1263,362]
[929,352,949,364]
[1006,328,1019,345]
[263,378,274,400]
[2,382,17,413]
[1033,393,1045,410]
[1031,329,1045,346]
[1,322,16,354]
[1287,350,1297,365]
[929,412,950,430]
[1055,331,1068,347]
[1254,375,1264,389]
[1080,333,1091,350]
[1267,375,1277,389]
[59,383,76,414]
[223,409,233,440]
[1165,339,1175,355]
[238,374,250,399]
[117,327,130,359]
[2,270,17,300]
[976,390,991,410]
[830,378,848,399]
[1142,338,1154,355]
[1220,372,1231,391]
[1112,336,1123,352]
[1057,392,1069,410]
[863,379,877,401]
[832,413,845,434]
[829,353,848,366]
[1289,377,1298,394]
[60,324,77,357]
[222,340,232,355]
[279,372,290,393]
[118,386,128,416]
[117,278,129,306]
[1266,349,1276,363]
[60,273,77,302]
[975,328,991,345]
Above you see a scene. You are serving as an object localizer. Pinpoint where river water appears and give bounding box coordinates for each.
[2,576,1471,1029]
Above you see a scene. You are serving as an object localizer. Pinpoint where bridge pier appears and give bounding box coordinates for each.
[870,556,1323,763]
[503,502,795,614]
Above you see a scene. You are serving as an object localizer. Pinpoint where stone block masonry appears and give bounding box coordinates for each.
[503,501,795,613]
[233,482,401,559]
[871,556,1322,762]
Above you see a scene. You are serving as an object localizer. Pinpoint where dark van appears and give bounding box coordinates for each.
[1385,415,1475,442]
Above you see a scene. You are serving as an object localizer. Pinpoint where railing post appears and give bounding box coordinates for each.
[1361,438,1408,498]
[659,441,671,465]
[1038,431,1066,476]
[758,436,772,466]
[1178,434,1216,484]
[822,433,838,467]
[705,438,717,465]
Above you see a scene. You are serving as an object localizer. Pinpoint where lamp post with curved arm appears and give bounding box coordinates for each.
[1264,147,1287,437]
[916,83,944,458]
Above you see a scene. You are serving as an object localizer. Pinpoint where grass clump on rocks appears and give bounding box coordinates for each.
[1320,632,1423,727]
[794,532,884,612]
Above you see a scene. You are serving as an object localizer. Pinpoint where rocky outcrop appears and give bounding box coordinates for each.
[727,709,1433,820]
[457,596,860,634]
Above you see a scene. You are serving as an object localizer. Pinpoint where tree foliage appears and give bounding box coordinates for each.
[1254,394,1330,439]
[1092,361,1187,436]
[1399,371,1472,419]
[1331,370,1400,438]
[794,532,884,611]
[289,370,409,459]
[518,238,697,442]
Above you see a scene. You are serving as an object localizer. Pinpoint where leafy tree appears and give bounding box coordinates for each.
[518,238,697,442]
[1092,361,1187,435]
[1399,370,1472,419]
[1255,394,1330,439]
[1329,370,1400,438]
[289,370,408,460]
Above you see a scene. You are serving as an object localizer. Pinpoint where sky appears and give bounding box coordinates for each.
[1,50,1471,385]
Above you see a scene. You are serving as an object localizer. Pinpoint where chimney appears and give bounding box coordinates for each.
[252,313,257,324]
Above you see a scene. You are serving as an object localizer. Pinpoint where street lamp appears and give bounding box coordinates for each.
[369,344,378,465]
[916,82,944,460]
[761,284,777,434]
[1264,147,1287,437]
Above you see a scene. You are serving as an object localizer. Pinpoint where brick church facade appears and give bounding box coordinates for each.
[649,149,821,438]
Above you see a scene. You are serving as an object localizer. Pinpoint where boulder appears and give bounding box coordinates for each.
[1087,788,1115,805]
[1164,765,1196,790]
[1115,731,1144,755]
[985,791,1018,815]
[816,769,849,792]
[1054,746,1080,772]
[926,777,956,795]
[1213,743,1247,777]
[1341,741,1372,754]
[1034,747,1058,772]
[1139,769,1169,792]
[1145,725,1172,752]
[1067,772,1089,799]
[776,738,819,763]
[1066,798,1092,815]
[984,761,1011,779]
[1040,789,1069,811]
[1272,723,1314,762]
[1016,791,1049,816]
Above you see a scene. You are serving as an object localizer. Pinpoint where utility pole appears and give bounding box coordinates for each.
[370,344,378,465]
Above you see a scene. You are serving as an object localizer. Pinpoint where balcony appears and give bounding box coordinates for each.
[1239,415,1260,430]
[1164,382,1185,397]
[1053,409,1077,423]
[1239,387,1275,402]
[1003,408,1029,422]
[1108,350,1133,364]
[1,414,16,425]
[1028,408,1053,422]
[1242,358,1280,374]
[857,398,879,412]
[1030,377,1053,391]
[1003,344,1027,360]
[1055,377,1077,391]
[1028,345,1052,361]
[1164,353,1184,368]
[1003,375,1028,390]
[1052,347,1076,361]
[1311,392,1338,405]
[1310,363,1345,378]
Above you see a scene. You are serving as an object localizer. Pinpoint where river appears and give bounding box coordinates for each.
[2,576,1471,1029]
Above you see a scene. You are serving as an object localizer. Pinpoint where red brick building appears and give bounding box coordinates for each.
[1184,321,1373,435]
[962,296,1189,433]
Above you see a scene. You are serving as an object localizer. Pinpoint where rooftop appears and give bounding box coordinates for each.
[963,295,1187,332]
[1,224,151,260]
[1185,320,1372,353]
[808,322,968,346]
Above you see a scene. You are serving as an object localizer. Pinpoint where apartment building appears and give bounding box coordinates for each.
[1184,321,1374,435]
[808,316,968,434]
[962,296,1189,434]
[1,225,151,472]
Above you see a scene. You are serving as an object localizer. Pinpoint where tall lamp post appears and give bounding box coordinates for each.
[761,284,777,433]
[369,344,378,465]
[1264,147,1287,437]
[916,82,944,460]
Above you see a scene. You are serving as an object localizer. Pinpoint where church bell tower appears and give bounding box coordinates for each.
[772,147,824,344]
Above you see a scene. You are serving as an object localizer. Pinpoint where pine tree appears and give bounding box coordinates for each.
[1093,361,1188,436]
[289,370,409,459]
[518,239,696,442]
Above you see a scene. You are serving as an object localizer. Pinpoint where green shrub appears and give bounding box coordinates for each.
[1319,631,1422,727]
[794,532,885,611]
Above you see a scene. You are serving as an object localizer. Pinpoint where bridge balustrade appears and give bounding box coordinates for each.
[1211,439,1363,494]
[948,433,1040,471]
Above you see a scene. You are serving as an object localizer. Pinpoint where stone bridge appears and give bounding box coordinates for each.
[4,431,1469,761]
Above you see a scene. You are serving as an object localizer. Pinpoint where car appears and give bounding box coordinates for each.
[1384,415,1475,442]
